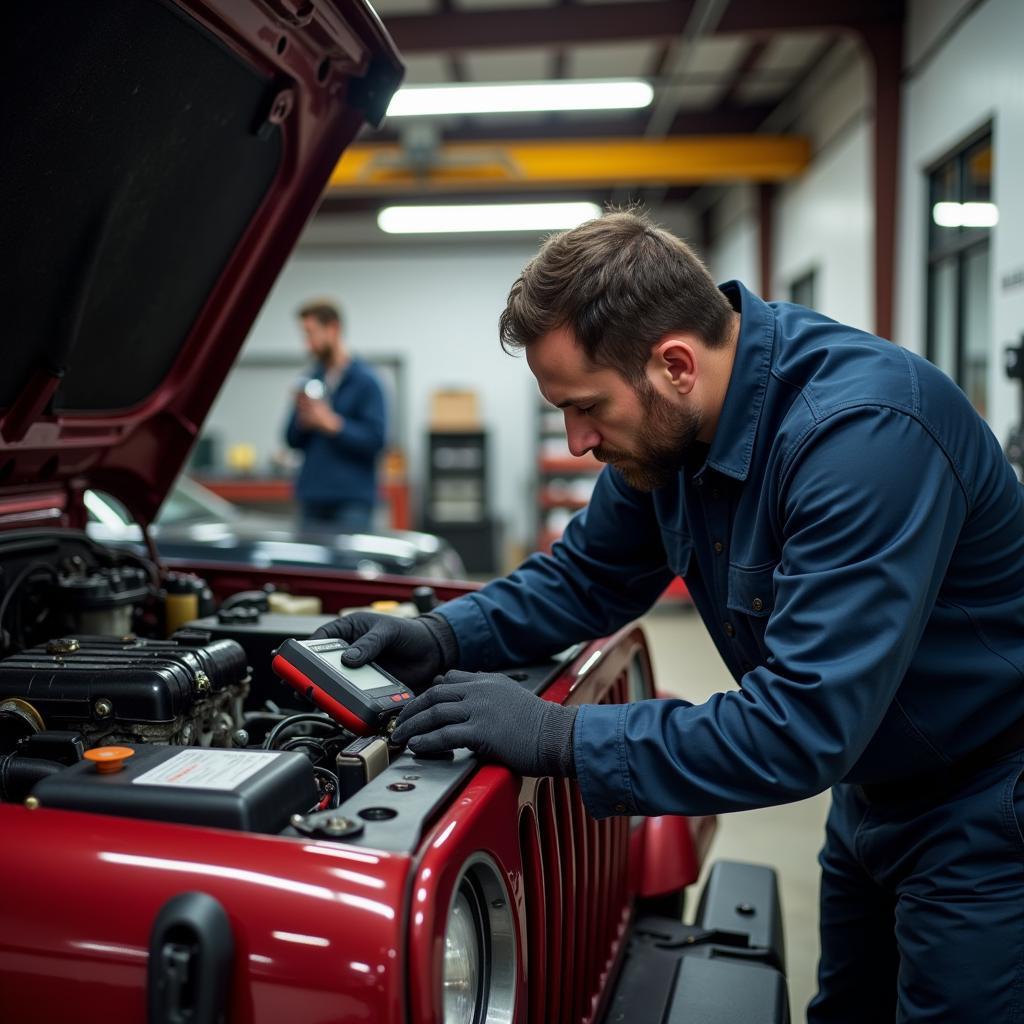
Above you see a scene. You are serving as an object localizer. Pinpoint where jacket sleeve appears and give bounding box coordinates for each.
[573,407,969,818]
[284,405,310,450]
[438,466,678,669]
[325,373,387,458]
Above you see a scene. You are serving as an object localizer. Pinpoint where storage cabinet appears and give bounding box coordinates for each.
[423,430,499,575]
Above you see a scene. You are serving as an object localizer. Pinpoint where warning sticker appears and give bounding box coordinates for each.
[132,749,282,791]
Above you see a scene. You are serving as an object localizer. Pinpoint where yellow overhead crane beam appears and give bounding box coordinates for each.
[327,135,810,195]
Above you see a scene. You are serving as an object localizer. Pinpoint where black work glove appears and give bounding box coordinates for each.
[310,612,458,693]
[391,670,579,778]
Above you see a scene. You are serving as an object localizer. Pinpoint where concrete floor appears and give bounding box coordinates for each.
[641,604,830,1022]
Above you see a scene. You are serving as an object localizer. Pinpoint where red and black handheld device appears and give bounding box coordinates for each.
[271,637,414,735]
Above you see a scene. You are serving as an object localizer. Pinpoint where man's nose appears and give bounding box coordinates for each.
[564,412,601,457]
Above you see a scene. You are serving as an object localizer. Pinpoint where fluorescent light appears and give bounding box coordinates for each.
[378,202,602,234]
[932,201,999,228]
[386,80,653,117]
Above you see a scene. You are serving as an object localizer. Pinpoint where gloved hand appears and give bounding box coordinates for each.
[391,670,579,778]
[310,612,458,693]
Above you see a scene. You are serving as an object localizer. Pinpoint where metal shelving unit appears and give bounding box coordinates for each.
[534,401,602,551]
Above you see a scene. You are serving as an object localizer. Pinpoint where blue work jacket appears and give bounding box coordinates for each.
[439,281,1024,819]
[285,358,386,505]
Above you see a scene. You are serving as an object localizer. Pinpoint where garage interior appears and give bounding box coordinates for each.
[9,0,1021,1019]
[184,0,1018,1013]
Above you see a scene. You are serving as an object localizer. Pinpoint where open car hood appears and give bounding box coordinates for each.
[1,0,402,528]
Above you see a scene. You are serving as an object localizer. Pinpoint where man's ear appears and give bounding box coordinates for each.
[652,336,698,394]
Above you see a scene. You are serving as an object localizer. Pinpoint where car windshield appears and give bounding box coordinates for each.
[85,478,238,528]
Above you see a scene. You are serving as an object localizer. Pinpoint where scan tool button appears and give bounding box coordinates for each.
[401,692,411,699]
[391,694,403,703]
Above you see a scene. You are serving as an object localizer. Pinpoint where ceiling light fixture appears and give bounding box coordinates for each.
[386,80,654,118]
[377,202,603,234]
[932,201,999,228]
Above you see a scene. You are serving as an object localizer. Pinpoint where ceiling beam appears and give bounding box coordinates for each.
[717,0,903,33]
[717,38,769,108]
[326,135,810,196]
[644,0,731,137]
[385,0,902,54]
[363,105,776,143]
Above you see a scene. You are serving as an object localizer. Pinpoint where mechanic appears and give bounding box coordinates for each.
[284,299,386,533]
[314,210,1024,1021]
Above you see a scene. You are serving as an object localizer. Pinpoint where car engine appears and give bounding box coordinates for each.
[0,530,390,833]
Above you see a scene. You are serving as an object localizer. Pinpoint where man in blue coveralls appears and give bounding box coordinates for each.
[314,211,1024,1021]
[285,300,386,533]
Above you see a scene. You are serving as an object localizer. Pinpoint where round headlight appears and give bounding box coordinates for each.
[442,855,516,1024]
[443,888,482,1024]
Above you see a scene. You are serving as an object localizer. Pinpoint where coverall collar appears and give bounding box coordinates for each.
[697,280,776,483]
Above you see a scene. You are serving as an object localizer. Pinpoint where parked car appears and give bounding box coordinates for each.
[0,1,787,1022]
[85,476,468,579]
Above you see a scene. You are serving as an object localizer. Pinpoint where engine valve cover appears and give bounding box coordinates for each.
[0,634,247,726]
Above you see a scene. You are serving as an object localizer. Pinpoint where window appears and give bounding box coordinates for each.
[789,269,817,309]
[926,129,994,417]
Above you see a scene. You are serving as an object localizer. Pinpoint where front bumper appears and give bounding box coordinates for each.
[602,860,791,1024]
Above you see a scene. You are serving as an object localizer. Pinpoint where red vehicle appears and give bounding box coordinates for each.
[0,2,788,1022]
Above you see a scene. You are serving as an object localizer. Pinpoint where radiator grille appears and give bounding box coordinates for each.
[523,669,632,1023]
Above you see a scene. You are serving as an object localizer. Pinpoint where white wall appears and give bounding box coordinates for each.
[772,46,873,331]
[772,123,872,331]
[205,238,541,546]
[707,38,873,330]
[705,185,758,286]
[897,0,1024,446]
[207,204,697,550]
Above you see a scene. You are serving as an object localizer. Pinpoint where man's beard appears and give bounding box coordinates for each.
[594,384,702,491]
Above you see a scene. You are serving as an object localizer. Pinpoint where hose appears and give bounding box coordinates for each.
[0,754,64,802]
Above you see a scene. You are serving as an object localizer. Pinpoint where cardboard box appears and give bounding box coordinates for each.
[430,389,481,431]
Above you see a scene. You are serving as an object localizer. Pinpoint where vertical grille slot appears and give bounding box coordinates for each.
[521,665,634,1023]
[536,780,564,1024]
[520,804,546,1024]
[571,786,590,1022]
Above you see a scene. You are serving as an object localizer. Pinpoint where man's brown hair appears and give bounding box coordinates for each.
[297,300,343,328]
[499,209,733,384]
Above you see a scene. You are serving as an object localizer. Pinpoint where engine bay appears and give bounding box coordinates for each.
[0,530,433,836]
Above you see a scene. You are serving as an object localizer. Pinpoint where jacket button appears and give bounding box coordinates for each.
[751,598,764,612]
[713,540,724,554]
[614,802,627,814]
[724,623,735,637]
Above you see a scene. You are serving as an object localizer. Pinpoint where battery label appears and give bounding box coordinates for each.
[132,749,282,790]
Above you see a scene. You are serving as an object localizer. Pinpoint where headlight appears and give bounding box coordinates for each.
[443,888,481,1024]
[442,855,516,1024]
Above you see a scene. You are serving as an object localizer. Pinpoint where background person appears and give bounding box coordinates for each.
[284,299,386,533]
[314,210,1024,1021]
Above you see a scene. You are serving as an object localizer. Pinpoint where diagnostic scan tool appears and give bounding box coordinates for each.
[272,638,413,736]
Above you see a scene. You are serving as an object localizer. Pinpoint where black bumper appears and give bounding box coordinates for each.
[602,860,791,1024]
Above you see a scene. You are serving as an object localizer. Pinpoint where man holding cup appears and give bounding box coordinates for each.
[284,299,386,533]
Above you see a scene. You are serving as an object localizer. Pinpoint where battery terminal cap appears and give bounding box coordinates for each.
[84,746,135,774]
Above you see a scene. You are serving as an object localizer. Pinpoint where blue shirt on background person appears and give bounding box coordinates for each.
[284,300,386,534]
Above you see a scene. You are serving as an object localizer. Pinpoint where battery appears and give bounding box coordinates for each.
[32,744,317,833]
